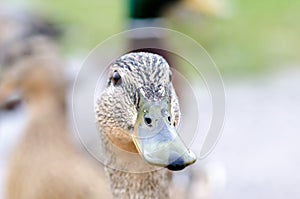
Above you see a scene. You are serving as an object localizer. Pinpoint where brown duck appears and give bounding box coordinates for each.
[96,52,196,199]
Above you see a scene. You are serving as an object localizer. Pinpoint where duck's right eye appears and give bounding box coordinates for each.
[111,71,122,86]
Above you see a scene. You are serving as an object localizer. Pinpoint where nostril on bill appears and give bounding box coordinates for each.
[144,116,152,127]
[166,152,186,171]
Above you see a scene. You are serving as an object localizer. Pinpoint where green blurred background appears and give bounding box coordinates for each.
[28,0,300,75]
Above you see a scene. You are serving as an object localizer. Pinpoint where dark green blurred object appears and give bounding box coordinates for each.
[129,0,179,18]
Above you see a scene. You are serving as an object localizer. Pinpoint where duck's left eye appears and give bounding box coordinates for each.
[111,71,122,86]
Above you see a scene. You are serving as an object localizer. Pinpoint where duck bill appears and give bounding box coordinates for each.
[132,91,196,171]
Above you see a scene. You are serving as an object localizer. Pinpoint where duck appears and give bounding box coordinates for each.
[96,52,196,199]
[0,32,112,199]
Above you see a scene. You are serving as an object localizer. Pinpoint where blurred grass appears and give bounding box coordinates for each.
[168,0,300,74]
[32,0,125,52]
[31,0,300,75]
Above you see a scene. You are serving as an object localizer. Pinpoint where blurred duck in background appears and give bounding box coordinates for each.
[0,11,112,199]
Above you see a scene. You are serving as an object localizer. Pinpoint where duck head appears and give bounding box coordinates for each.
[97,52,196,171]
[0,32,64,111]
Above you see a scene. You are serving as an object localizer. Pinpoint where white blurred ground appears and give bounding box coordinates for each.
[0,67,300,199]
[196,67,300,199]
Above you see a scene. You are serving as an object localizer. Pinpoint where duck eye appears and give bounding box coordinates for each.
[111,71,122,86]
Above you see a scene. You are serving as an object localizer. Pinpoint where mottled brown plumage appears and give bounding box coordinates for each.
[96,52,184,199]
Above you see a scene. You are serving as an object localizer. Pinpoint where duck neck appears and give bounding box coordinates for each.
[106,167,170,199]
[101,137,171,199]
